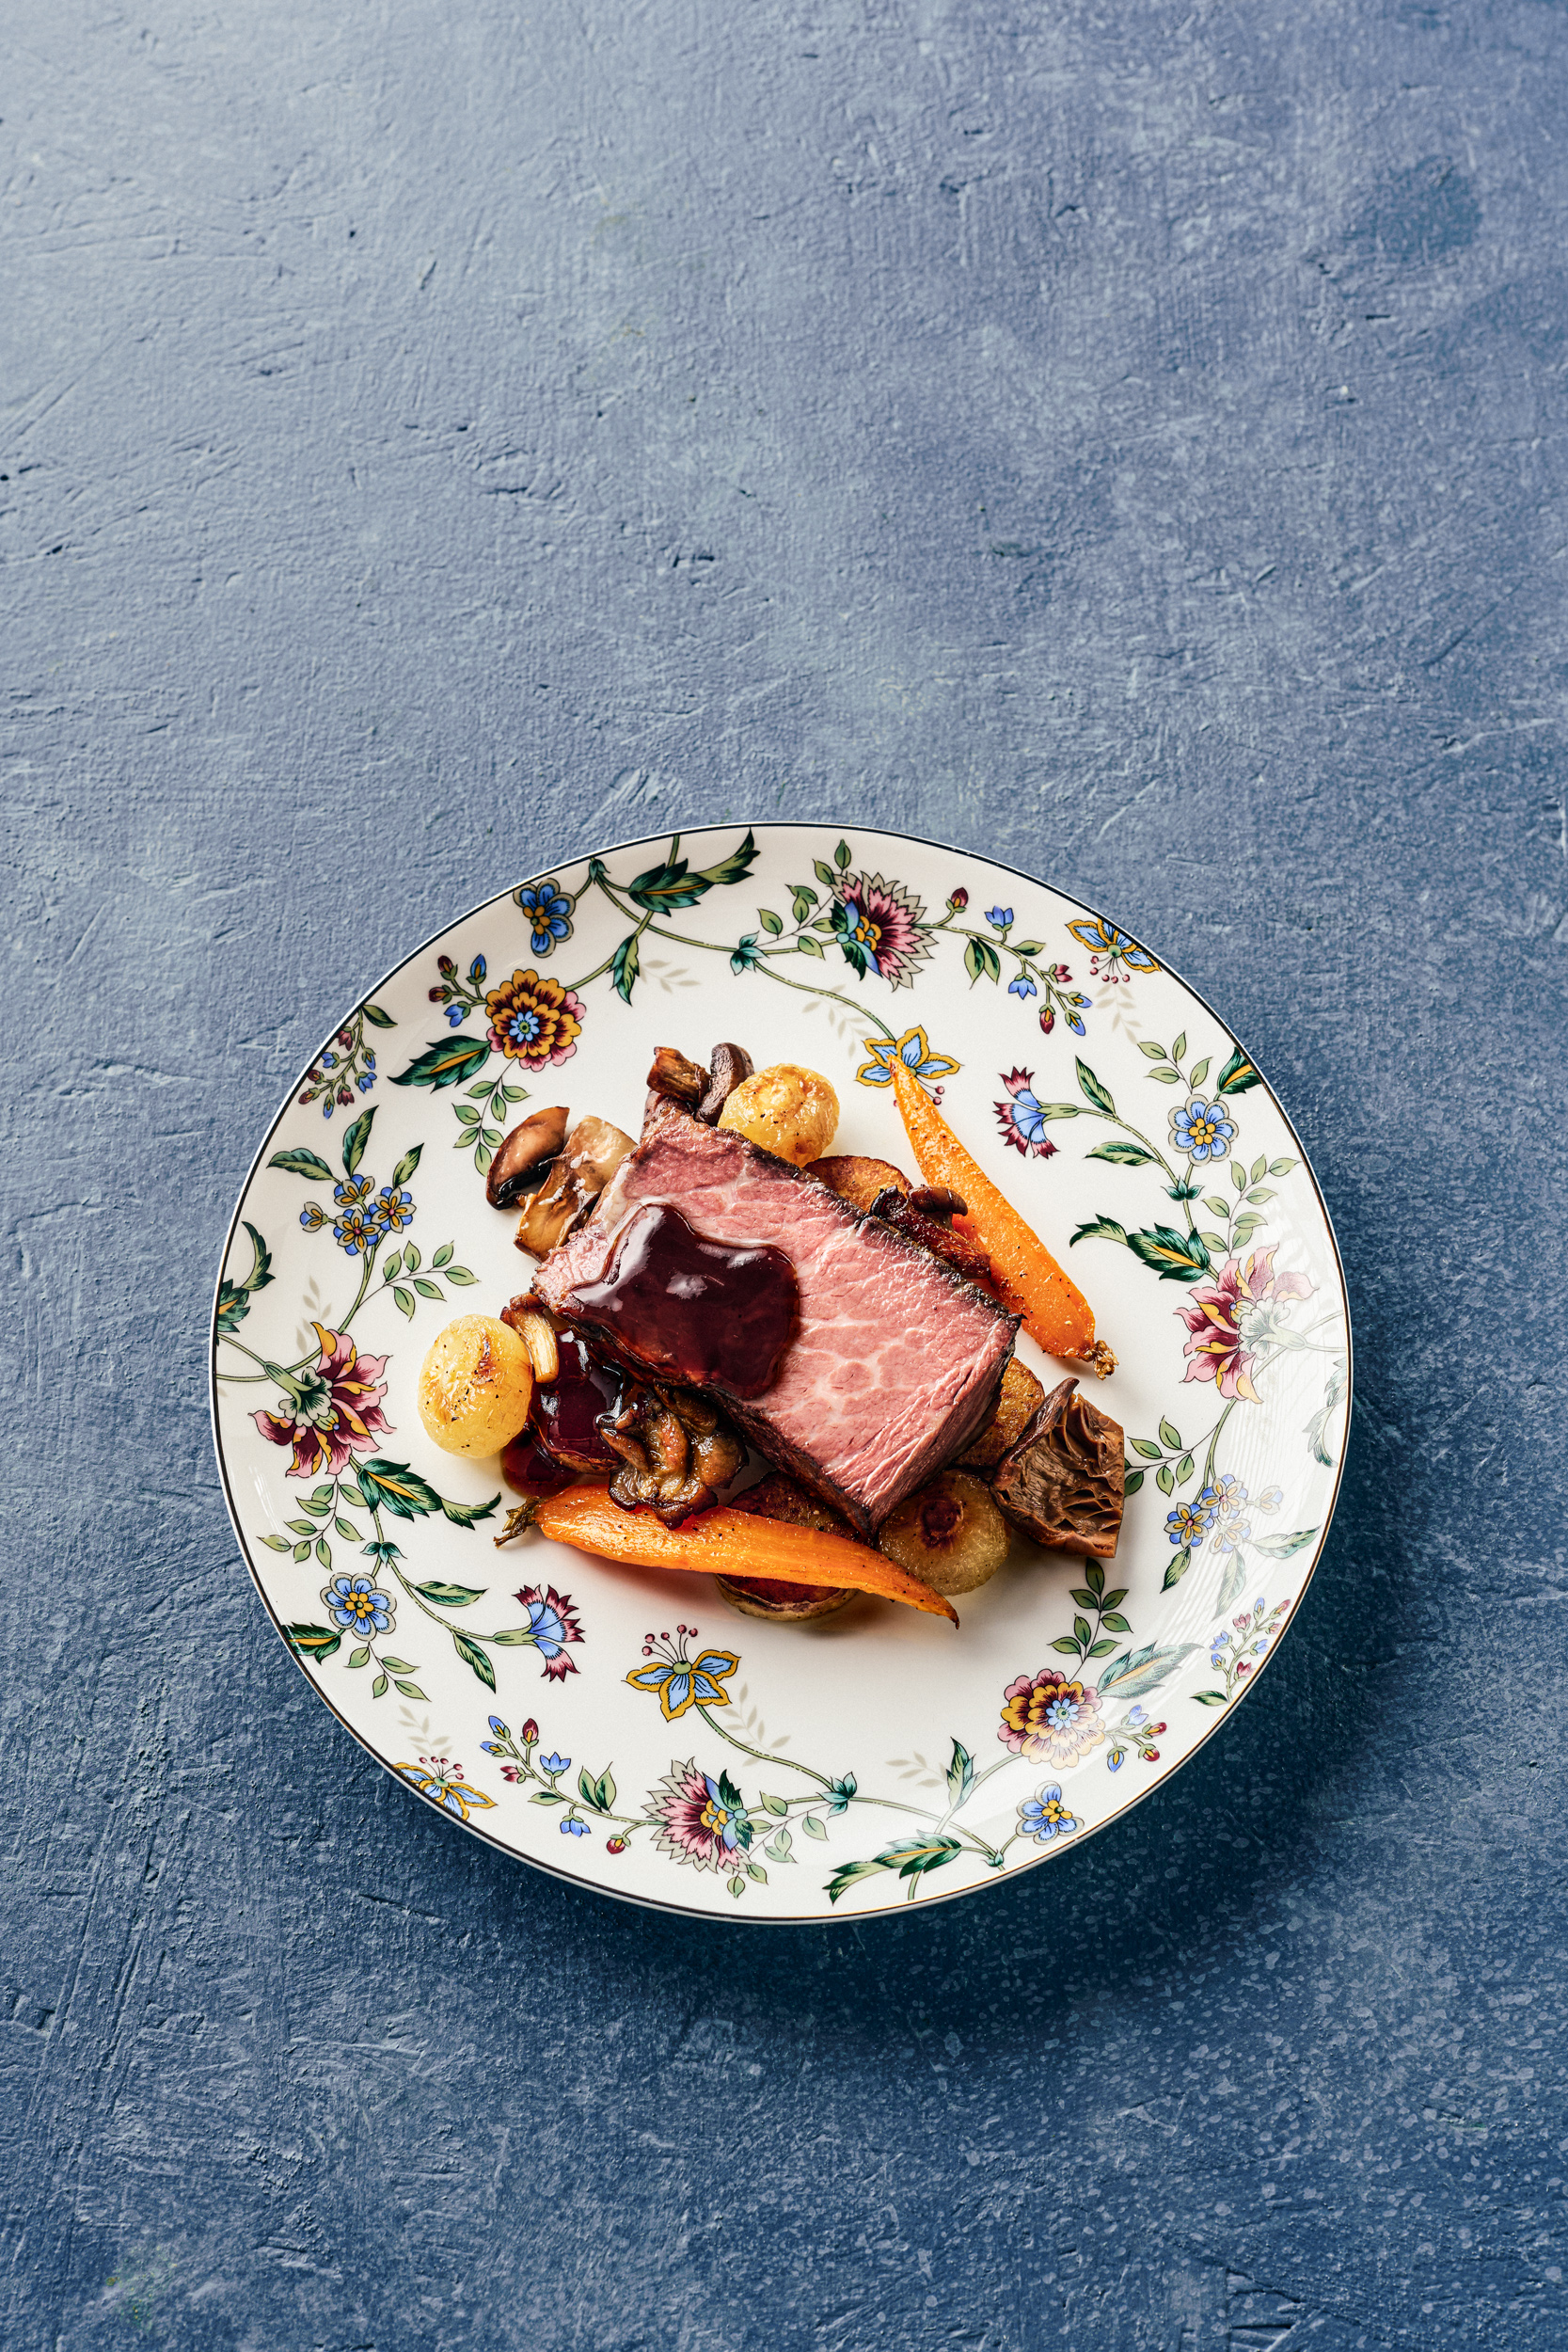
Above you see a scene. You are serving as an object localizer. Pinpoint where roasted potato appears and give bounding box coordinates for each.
[805,1154,912,1213]
[878,1470,1009,1597]
[958,1358,1048,1472]
[418,1314,533,1458]
[719,1064,839,1167]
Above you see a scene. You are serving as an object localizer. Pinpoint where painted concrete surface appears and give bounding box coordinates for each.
[5,0,1567,2344]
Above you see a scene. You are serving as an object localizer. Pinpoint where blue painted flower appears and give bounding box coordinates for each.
[489,1716,507,1737]
[1007,973,1037,1000]
[300,1203,327,1231]
[994,1068,1058,1161]
[856,1025,958,1094]
[561,1816,590,1836]
[1065,992,1090,1038]
[515,1584,584,1681]
[323,1574,394,1635]
[1019,1784,1080,1843]
[1127,1706,1148,1727]
[373,1184,416,1233]
[332,1206,381,1255]
[538,1752,570,1776]
[1170,1098,1237,1163]
[1164,1489,1219,1548]
[1066,917,1158,978]
[445,1002,467,1027]
[1257,1485,1284,1514]
[986,905,1013,930]
[516,881,573,959]
[626,1640,739,1720]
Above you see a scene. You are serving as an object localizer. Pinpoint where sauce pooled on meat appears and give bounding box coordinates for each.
[565,1201,798,1398]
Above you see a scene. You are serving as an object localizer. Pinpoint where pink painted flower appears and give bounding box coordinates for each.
[999,1669,1106,1768]
[832,872,932,991]
[253,1323,392,1481]
[994,1069,1058,1159]
[1179,1246,1314,1404]
[649,1760,752,1872]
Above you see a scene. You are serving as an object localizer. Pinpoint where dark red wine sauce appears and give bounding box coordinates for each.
[565,1202,798,1398]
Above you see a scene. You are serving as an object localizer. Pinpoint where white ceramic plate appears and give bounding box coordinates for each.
[211,823,1350,1922]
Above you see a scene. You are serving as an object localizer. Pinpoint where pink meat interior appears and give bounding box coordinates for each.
[534,1111,1014,1528]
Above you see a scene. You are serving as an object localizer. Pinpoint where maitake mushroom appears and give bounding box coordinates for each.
[598,1384,744,1526]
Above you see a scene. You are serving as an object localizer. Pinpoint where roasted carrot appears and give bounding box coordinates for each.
[505,1482,958,1624]
[889,1053,1114,1375]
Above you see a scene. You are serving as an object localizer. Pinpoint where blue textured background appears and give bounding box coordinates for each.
[7,1,1566,2344]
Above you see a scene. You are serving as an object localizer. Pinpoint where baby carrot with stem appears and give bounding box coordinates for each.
[889,1053,1115,1375]
[499,1483,959,1624]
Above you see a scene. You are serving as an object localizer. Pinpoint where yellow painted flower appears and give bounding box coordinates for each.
[855,1026,959,1096]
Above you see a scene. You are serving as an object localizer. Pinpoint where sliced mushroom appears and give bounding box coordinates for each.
[695,1041,754,1124]
[515,1116,635,1257]
[599,1384,744,1526]
[646,1045,707,1107]
[485,1105,571,1209]
[499,1292,561,1382]
[805,1154,912,1213]
[908,1184,967,1224]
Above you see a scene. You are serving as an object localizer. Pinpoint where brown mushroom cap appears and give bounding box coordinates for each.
[486,1105,571,1208]
[695,1041,754,1124]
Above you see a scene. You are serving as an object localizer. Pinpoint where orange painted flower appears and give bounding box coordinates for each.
[483,968,585,1068]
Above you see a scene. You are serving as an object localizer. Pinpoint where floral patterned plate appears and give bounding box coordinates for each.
[211,824,1350,1922]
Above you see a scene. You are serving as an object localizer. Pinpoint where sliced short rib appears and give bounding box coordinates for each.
[533,1104,1018,1534]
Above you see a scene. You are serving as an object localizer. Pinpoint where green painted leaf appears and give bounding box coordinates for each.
[578,1768,607,1812]
[260,1534,291,1552]
[1233,1162,1247,1192]
[746,1861,768,1884]
[1069,1587,1098,1610]
[391,1143,423,1187]
[1250,1154,1267,1184]
[445,1266,477,1286]
[452,1629,497,1690]
[1070,1216,1128,1249]
[341,1105,376,1175]
[1149,1066,1182,1083]
[334,1517,360,1541]
[963,936,1002,985]
[1102,1612,1132,1633]
[698,829,759,890]
[285,1623,341,1661]
[611,930,641,1004]
[531,1789,564,1804]
[1073,1614,1092,1648]
[1156,1463,1175,1496]
[454,1104,482,1125]
[439,1493,499,1529]
[1217,1046,1262,1096]
[268,1147,334,1182]
[392,1035,492,1090]
[1170,1030,1186,1065]
[1205,1196,1231,1216]
[372,1674,388,1698]
[431,1242,452,1268]
[790,884,818,922]
[1188,1057,1210,1090]
[1252,1527,1318,1558]
[1137,1041,1168,1060]
[945,1740,974,1808]
[380,1656,413,1674]
[767,1831,793,1862]
[762,1794,789,1816]
[292,1541,310,1564]
[1075,1058,1116,1117]
[802,1812,828,1840]
[1087,1638,1117,1658]
[392,1286,415,1318]
[1130,1437,1163,1459]
[833,838,852,869]
[1127,1226,1211,1282]
[382,1252,403,1283]
[1124,1470,1144,1495]
[1087,1140,1156,1168]
[758,908,784,935]
[1269,1157,1298,1176]
[813,858,837,886]
[1197,1232,1228,1256]
[796,932,824,959]
[1175,1454,1194,1484]
[1162,1545,1193,1590]
[1086,1564,1105,1595]
[1050,1635,1082,1655]
[413,1279,442,1299]
[347,1645,371,1668]
[1246,1187,1275,1205]
[1098,1640,1196,1696]
[1193,1690,1228,1707]
[414,1579,486,1606]
[361,1001,396,1028]
[394,1680,427,1700]
[355,1457,442,1521]
[1158,1418,1182,1449]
